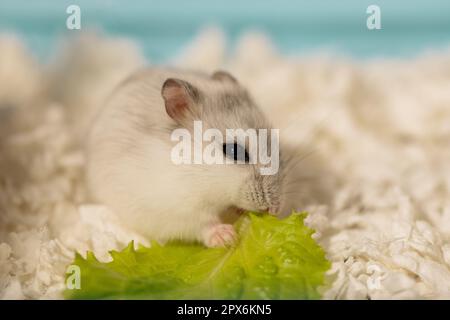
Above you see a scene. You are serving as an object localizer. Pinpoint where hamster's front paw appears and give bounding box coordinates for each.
[203,224,237,248]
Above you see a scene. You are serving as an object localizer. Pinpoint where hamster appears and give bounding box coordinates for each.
[85,68,285,247]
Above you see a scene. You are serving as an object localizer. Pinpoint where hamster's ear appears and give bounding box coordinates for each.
[162,78,200,122]
[211,70,238,84]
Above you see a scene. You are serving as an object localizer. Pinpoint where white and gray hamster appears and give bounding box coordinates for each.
[86,68,295,247]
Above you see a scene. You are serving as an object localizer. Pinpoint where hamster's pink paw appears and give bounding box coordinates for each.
[203,224,237,248]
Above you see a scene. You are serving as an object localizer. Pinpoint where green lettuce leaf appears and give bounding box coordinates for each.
[64,212,330,299]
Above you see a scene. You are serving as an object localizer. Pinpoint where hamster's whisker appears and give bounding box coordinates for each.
[280,148,317,179]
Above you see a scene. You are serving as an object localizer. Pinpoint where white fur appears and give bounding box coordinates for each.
[86,68,274,244]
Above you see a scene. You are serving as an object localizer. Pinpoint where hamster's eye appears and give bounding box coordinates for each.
[223,143,250,163]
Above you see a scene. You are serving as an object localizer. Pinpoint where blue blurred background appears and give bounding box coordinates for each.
[0,0,449,62]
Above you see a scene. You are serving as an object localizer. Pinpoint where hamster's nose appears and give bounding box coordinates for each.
[268,201,280,215]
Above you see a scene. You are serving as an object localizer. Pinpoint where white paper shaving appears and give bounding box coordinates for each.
[1,30,450,299]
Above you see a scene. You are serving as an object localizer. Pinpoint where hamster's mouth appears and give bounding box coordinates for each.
[235,207,274,215]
